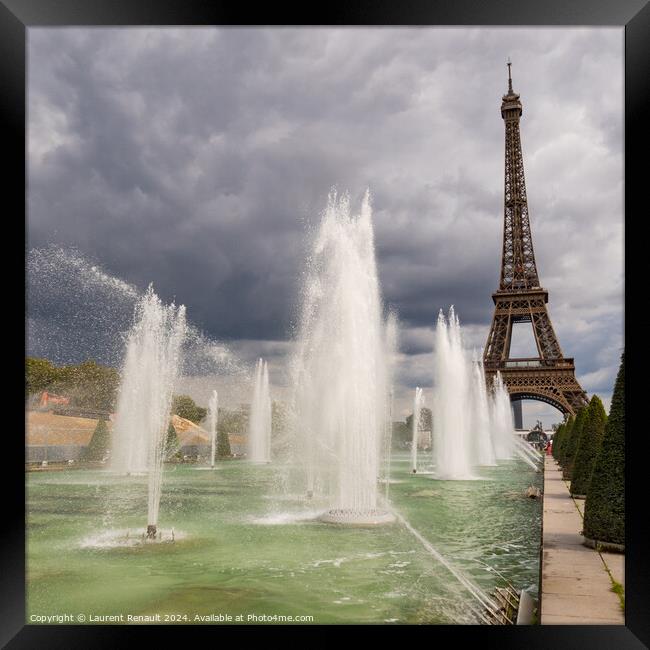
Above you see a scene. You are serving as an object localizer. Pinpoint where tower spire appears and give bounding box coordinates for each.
[507,57,513,94]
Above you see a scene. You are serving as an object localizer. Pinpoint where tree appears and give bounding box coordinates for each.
[583,353,624,546]
[164,423,181,459]
[391,421,411,449]
[406,407,432,434]
[272,401,289,435]
[218,407,248,435]
[217,429,231,458]
[570,395,608,497]
[25,357,120,411]
[82,419,111,461]
[172,394,207,424]
[561,407,588,480]
[25,357,57,398]
[66,361,120,411]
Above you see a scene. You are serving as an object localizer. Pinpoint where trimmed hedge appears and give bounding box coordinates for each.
[583,353,624,546]
[570,395,607,497]
[552,421,567,461]
[562,407,588,480]
[82,418,110,461]
[217,429,231,458]
[557,416,574,463]
[165,423,181,458]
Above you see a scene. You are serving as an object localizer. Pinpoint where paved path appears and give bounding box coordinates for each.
[540,456,624,624]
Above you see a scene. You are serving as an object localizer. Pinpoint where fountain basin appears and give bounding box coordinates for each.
[318,509,396,526]
[28,457,542,624]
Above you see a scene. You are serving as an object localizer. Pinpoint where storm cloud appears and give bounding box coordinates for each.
[27,27,623,424]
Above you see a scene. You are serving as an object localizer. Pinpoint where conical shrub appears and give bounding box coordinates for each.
[165,422,181,459]
[562,408,587,480]
[583,353,624,547]
[570,395,607,497]
[82,418,110,461]
[557,415,574,464]
[217,429,231,458]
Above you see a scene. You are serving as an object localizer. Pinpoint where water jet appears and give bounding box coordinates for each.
[208,389,218,468]
[292,190,393,525]
[432,308,476,480]
[411,387,424,474]
[110,285,186,536]
[248,359,272,463]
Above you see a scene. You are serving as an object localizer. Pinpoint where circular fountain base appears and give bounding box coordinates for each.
[318,509,396,526]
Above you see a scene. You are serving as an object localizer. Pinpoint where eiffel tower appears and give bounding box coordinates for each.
[483,62,588,417]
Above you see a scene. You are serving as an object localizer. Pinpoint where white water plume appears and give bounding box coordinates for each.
[430,309,540,479]
[110,285,186,531]
[489,372,516,460]
[292,190,390,517]
[411,387,424,473]
[383,312,399,499]
[471,357,497,466]
[27,245,241,377]
[432,307,475,480]
[389,507,500,618]
[248,358,272,463]
[512,435,543,470]
[208,390,218,468]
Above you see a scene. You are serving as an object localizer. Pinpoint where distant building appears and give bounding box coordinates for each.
[26,411,107,462]
[25,410,212,464]
[39,391,70,408]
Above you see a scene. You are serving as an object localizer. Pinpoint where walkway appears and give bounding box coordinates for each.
[540,456,624,624]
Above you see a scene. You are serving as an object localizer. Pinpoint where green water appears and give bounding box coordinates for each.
[26,453,542,624]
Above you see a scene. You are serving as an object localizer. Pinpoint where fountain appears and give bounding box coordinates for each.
[411,387,424,474]
[293,190,394,525]
[382,312,399,499]
[26,240,543,620]
[208,390,218,468]
[432,307,476,480]
[429,307,540,479]
[489,373,541,470]
[248,358,271,463]
[471,357,497,466]
[489,372,516,460]
[110,285,186,538]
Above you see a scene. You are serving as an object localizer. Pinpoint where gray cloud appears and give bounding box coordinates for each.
[27,27,623,426]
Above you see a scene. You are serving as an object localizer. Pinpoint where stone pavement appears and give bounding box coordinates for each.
[540,456,624,624]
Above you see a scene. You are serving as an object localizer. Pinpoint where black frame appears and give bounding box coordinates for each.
[4,0,648,646]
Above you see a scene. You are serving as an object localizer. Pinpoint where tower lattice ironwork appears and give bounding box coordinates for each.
[483,63,588,416]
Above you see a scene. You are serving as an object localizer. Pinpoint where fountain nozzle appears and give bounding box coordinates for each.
[146,524,157,539]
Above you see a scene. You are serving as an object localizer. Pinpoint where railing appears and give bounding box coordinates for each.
[487,357,575,370]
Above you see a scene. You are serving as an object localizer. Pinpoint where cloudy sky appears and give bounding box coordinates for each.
[27,27,623,426]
